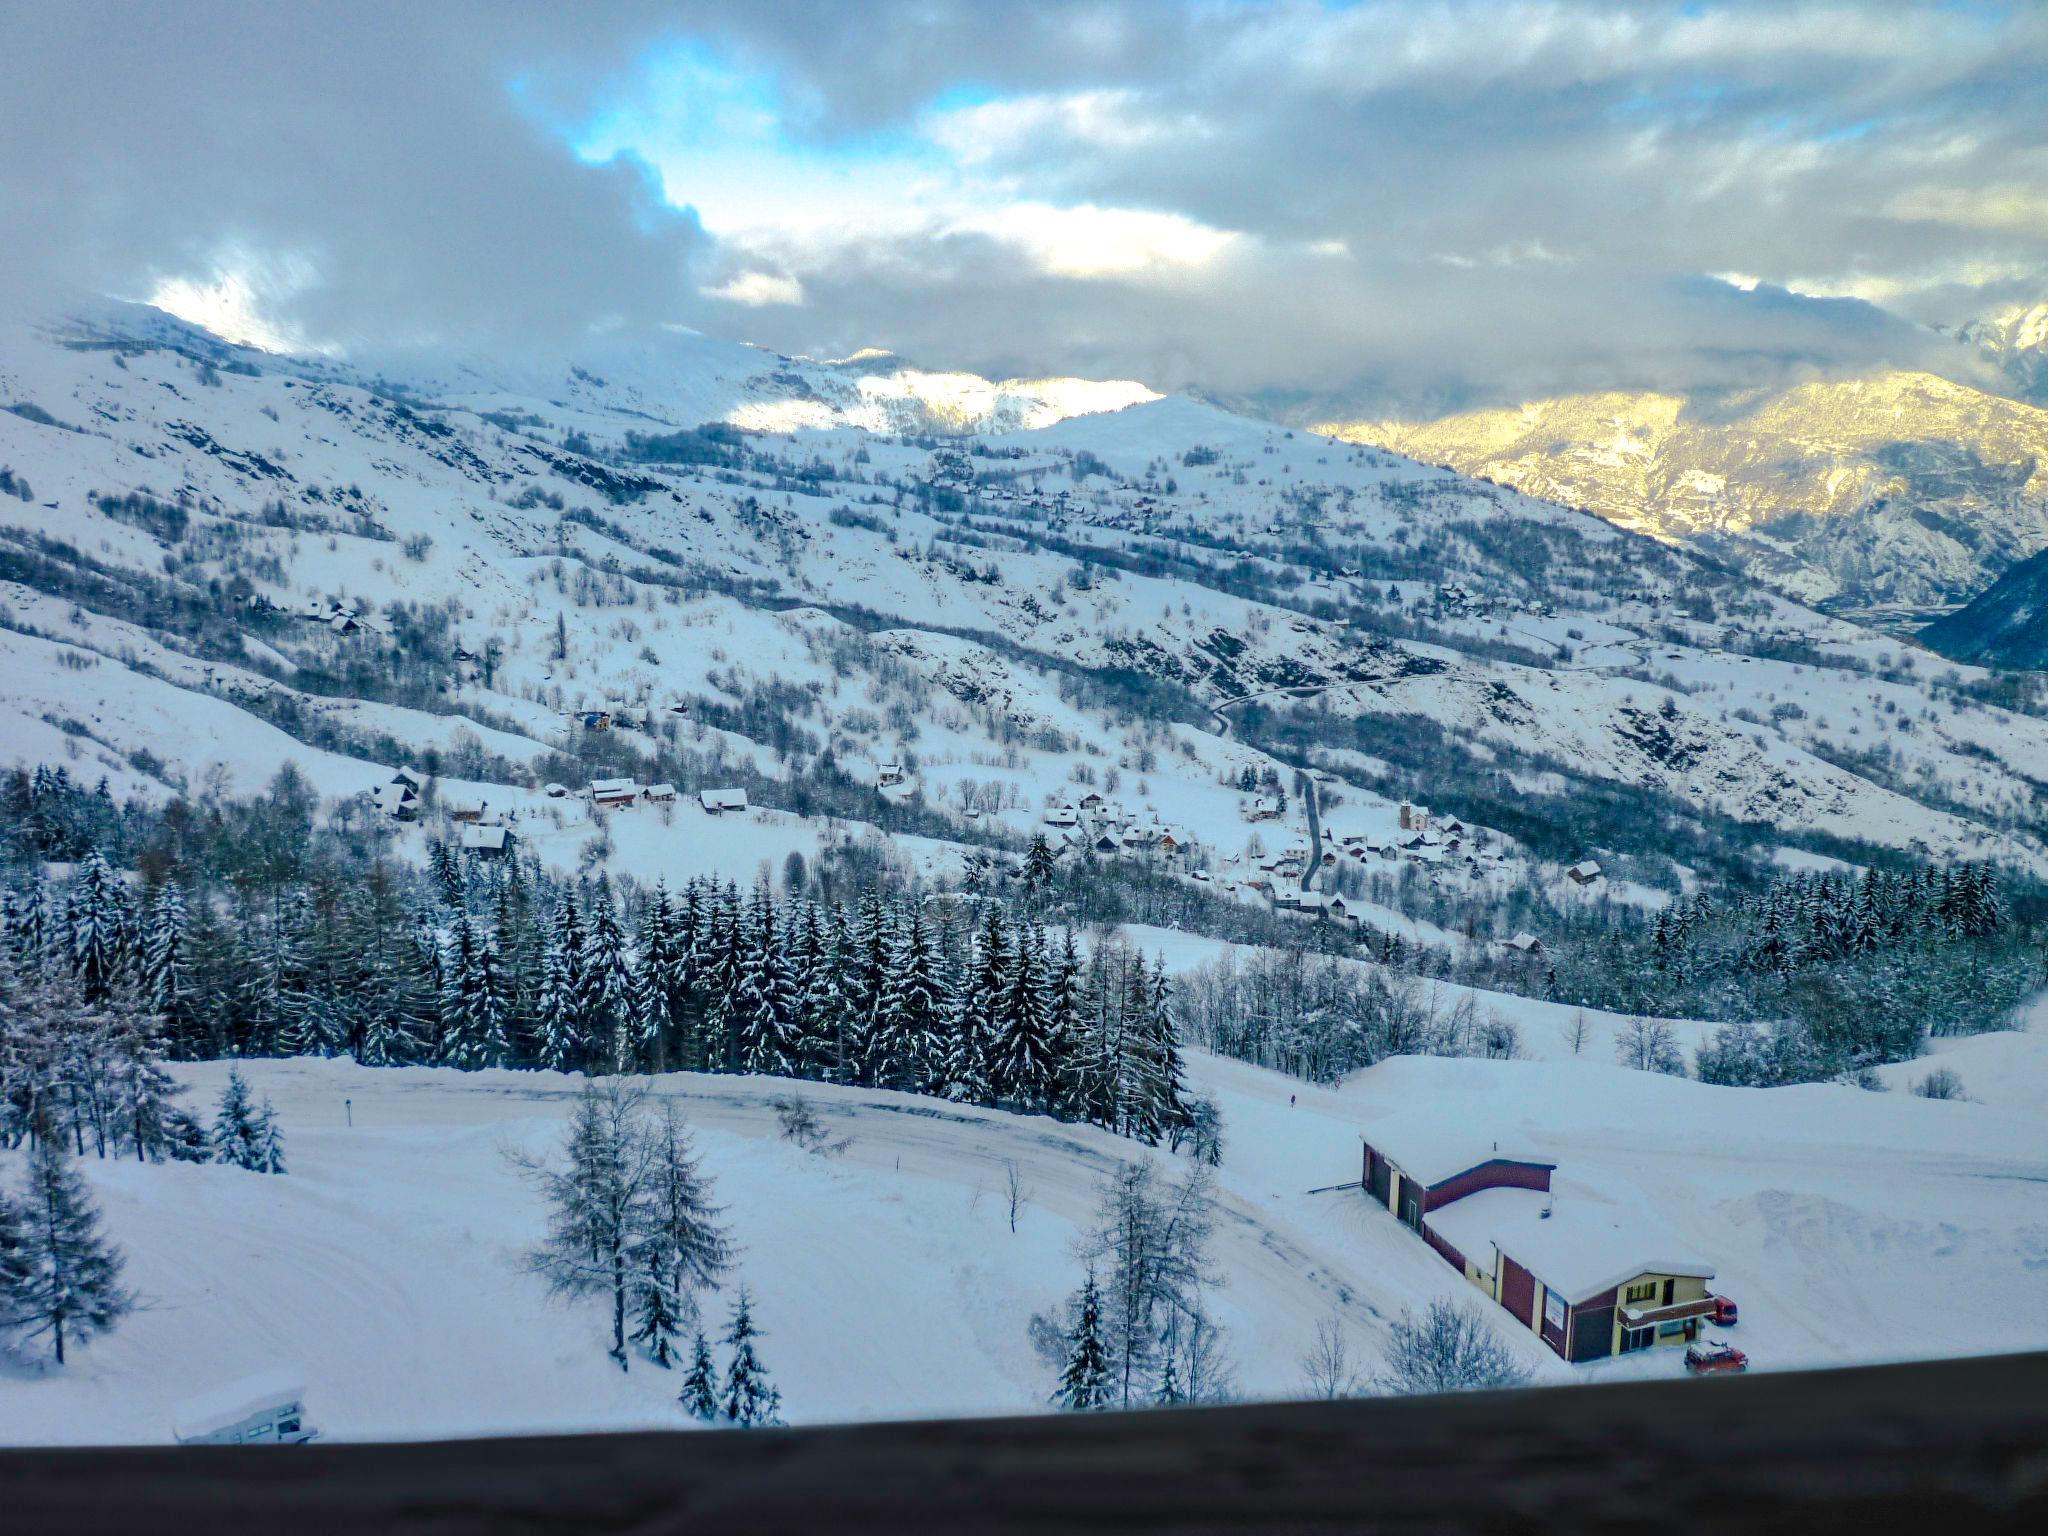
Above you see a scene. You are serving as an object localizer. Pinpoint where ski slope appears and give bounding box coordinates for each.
[4,1015,2044,1445]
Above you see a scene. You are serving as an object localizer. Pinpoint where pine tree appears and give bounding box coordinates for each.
[944,905,1006,1103]
[629,1244,688,1369]
[720,1288,782,1427]
[1052,1268,1113,1411]
[873,903,949,1092]
[732,883,801,1077]
[210,1068,266,1170]
[990,923,1057,1112]
[69,850,128,1003]
[580,885,634,1075]
[679,1329,720,1421]
[535,896,584,1072]
[6,1138,134,1364]
[632,1102,734,1333]
[253,1097,287,1174]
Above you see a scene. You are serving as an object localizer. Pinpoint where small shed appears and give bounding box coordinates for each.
[172,1370,316,1446]
[642,783,678,804]
[1567,860,1604,885]
[699,787,749,815]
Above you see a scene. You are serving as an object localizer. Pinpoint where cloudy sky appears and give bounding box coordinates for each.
[4,0,2044,415]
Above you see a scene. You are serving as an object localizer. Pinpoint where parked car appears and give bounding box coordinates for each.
[1685,1342,1748,1376]
[1710,1294,1739,1327]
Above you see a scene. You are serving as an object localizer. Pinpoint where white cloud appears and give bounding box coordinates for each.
[954,202,1240,279]
[703,270,806,306]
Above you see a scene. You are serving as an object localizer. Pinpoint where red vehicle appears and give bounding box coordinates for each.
[1685,1342,1748,1376]
[1710,1294,1739,1327]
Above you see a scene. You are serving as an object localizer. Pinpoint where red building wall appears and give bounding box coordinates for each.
[1420,1160,1554,1214]
[1501,1256,1536,1330]
[1422,1225,1467,1274]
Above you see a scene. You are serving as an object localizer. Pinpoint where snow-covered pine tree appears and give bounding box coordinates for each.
[697,883,746,1074]
[68,850,129,1003]
[580,884,635,1075]
[719,1288,782,1427]
[253,1095,288,1174]
[943,904,1006,1104]
[873,902,949,1092]
[990,922,1057,1112]
[515,1079,651,1368]
[7,1137,134,1364]
[632,1101,735,1322]
[140,881,187,1030]
[534,895,583,1072]
[678,1328,720,1421]
[841,888,891,1084]
[629,1244,689,1369]
[1051,1268,1113,1411]
[443,918,513,1070]
[210,1068,265,1170]
[785,900,839,1079]
[732,883,801,1077]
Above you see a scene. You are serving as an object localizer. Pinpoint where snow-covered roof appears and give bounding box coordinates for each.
[700,787,748,810]
[1424,1189,1713,1306]
[588,777,636,794]
[459,824,510,851]
[172,1369,307,1441]
[643,782,677,799]
[1362,1114,1554,1188]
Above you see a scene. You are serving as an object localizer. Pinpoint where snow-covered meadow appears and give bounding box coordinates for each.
[8,1001,2044,1446]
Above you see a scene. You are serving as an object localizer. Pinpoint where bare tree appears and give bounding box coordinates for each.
[1615,1016,1685,1076]
[1376,1299,1531,1396]
[1559,1010,1590,1056]
[1003,1159,1031,1234]
[1300,1315,1363,1400]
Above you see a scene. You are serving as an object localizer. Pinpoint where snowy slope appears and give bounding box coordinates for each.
[5,1018,2044,1444]
[3,296,2046,930]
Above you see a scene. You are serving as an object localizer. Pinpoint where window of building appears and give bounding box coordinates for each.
[1625,1280,1658,1304]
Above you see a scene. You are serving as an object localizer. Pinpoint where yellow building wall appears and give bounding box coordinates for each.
[1608,1271,1714,1354]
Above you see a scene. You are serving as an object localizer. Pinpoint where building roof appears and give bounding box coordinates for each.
[589,777,636,795]
[459,825,511,851]
[700,787,748,810]
[1362,1115,1554,1189]
[1422,1188,1713,1306]
[173,1369,307,1441]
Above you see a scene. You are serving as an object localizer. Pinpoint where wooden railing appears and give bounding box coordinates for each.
[2,1350,2043,1533]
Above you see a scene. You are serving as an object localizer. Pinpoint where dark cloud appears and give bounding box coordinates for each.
[2,1,2043,409]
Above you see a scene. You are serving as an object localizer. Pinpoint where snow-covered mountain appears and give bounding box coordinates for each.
[1957,299,2048,403]
[4,298,2047,919]
[1320,373,2048,620]
[1922,543,2048,669]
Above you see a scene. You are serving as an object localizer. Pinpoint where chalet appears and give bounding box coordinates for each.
[1500,931,1544,956]
[1424,1191,1718,1363]
[1567,860,1603,885]
[699,787,748,815]
[877,762,907,789]
[1092,830,1121,855]
[1044,805,1080,828]
[579,710,612,732]
[328,612,361,636]
[458,824,514,858]
[543,782,568,798]
[1156,828,1183,855]
[642,783,678,804]
[370,782,418,821]
[445,797,487,824]
[588,778,638,809]
[1246,796,1282,822]
[1077,791,1106,811]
